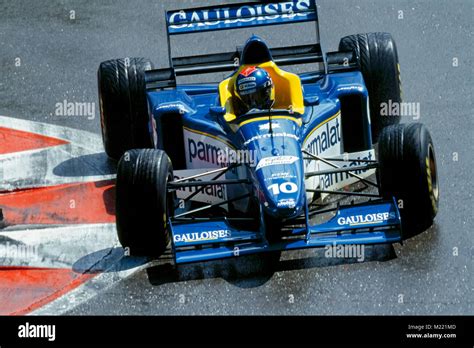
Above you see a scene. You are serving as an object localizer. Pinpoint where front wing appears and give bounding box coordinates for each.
[169,198,402,264]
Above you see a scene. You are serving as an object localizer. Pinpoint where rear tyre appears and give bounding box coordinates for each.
[116,149,173,256]
[98,57,153,160]
[339,32,402,142]
[378,123,439,237]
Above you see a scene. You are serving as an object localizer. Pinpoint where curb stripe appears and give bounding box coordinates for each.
[0,180,116,226]
[0,126,68,155]
[0,266,95,315]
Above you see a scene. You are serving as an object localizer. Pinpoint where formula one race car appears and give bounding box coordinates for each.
[98,1,439,263]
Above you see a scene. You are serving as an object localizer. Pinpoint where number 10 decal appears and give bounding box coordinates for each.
[268,182,298,195]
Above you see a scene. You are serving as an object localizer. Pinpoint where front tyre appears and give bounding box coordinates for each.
[116,149,173,256]
[378,123,439,237]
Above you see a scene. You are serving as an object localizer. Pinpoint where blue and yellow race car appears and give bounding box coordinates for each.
[98,1,439,264]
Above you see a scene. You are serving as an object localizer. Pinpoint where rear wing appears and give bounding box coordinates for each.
[166,1,318,35]
[146,1,358,89]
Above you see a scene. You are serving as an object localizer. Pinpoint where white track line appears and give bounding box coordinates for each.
[0,224,119,269]
[0,116,145,314]
[0,115,105,152]
[0,143,116,191]
[0,115,116,191]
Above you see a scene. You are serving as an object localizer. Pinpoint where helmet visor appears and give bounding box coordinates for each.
[240,84,273,110]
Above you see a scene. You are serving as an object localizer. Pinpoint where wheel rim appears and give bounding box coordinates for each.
[428,143,439,201]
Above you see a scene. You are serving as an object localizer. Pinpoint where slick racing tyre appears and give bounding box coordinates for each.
[378,123,439,238]
[116,149,173,256]
[98,57,153,160]
[339,33,402,142]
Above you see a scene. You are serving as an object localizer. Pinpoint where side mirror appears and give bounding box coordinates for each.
[209,106,226,117]
[304,96,320,106]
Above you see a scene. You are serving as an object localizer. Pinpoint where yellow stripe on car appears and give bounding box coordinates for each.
[238,115,302,128]
[303,111,341,145]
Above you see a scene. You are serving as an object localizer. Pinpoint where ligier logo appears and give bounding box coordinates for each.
[337,212,396,226]
[174,230,231,243]
[168,1,315,32]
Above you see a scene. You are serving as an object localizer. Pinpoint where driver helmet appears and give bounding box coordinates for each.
[235,66,275,111]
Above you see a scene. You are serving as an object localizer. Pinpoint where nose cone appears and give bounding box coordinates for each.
[258,156,305,219]
[239,118,305,220]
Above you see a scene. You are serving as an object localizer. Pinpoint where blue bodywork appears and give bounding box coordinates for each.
[146,68,402,264]
[144,2,402,264]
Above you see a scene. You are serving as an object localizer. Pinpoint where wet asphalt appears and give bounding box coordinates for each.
[0,0,472,314]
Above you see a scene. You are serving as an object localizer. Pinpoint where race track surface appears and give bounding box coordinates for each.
[0,0,472,315]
